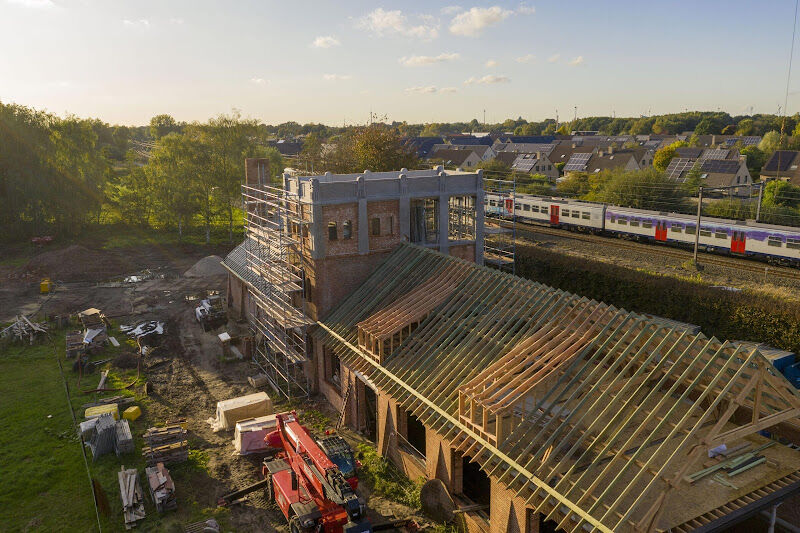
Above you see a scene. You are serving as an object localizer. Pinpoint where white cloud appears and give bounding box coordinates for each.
[485,59,498,68]
[323,74,352,81]
[515,54,535,64]
[441,5,462,15]
[357,8,439,40]
[569,55,585,66]
[517,3,536,15]
[547,53,560,63]
[7,0,55,8]
[123,19,150,28]
[399,52,459,67]
[449,6,512,37]
[439,87,458,94]
[312,35,340,48]
[250,78,268,85]
[405,86,438,94]
[464,74,510,85]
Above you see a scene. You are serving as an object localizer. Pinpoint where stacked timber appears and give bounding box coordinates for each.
[66,330,85,358]
[118,467,146,529]
[145,462,177,512]
[115,419,135,456]
[142,422,188,465]
[88,414,116,460]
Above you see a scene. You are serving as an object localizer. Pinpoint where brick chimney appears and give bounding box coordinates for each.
[245,158,270,186]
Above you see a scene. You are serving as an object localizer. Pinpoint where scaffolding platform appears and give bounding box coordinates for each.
[242,184,312,399]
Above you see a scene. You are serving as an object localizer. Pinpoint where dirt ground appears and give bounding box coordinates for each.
[1,243,427,532]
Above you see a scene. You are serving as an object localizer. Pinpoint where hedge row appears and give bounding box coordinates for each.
[514,243,800,353]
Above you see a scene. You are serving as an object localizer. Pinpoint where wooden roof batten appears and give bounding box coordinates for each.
[312,242,800,533]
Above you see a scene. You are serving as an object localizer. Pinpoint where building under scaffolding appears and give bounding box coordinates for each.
[240,182,314,398]
[224,161,484,400]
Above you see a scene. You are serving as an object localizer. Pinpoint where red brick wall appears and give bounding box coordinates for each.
[322,203,360,256]
[307,250,395,321]
[366,200,402,251]
[490,477,536,533]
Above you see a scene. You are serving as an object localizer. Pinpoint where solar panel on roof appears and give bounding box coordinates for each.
[700,159,738,173]
[564,152,592,171]
[700,149,729,160]
[665,158,697,181]
[763,150,796,172]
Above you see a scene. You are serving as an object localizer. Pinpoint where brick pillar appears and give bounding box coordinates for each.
[490,477,535,533]
[426,432,455,491]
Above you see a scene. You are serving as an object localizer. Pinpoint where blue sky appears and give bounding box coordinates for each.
[1,0,798,126]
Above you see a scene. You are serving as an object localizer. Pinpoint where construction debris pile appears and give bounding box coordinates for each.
[79,308,108,352]
[143,422,188,465]
[0,315,47,345]
[120,321,164,339]
[118,467,146,529]
[145,463,177,513]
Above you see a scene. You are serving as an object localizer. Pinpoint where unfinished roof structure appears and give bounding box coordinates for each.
[315,243,800,532]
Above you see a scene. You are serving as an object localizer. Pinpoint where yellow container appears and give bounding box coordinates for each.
[40,279,51,294]
[84,403,119,421]
[122,405,141,422]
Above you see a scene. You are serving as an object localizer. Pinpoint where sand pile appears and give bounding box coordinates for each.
[22,245,124,282]
[184,255,226,278]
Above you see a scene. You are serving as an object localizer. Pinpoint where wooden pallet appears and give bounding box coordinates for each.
[118,467,145,529]
[146,462,177,513]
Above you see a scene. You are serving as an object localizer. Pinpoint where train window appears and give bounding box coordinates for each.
[670,225,682,233]
[582,212,590,220]
[484,198,488,204]
[541,206,548,214]
[515,203,522,210]
[523,204,531,212]
[618,218,628,225]
[787,238,800,249]
[699,229,712,237]
[642,220,652,228]
[630,219,640,227]
[532,205,540,213]
[562,209,570,216]
[715,231,728,240]
[685,225,696,235]
[571,211,580,218]
[489,200,496,207]
[768,236,783,247]
[609,215,616,223]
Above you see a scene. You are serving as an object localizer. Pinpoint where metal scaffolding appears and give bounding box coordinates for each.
[242,183,313,399]
[483,177,516,274]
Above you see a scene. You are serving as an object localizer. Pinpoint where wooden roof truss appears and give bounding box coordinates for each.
[313,243,800,532]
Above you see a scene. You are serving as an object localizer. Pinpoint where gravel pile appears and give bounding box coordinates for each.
[183,255,226,278]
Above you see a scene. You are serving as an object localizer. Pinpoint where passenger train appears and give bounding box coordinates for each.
[484,193,800,265]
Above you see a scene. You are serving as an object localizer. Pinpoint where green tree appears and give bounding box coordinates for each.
[762,180,800,209]
[146,132,200,241]
[326,126,418,173]
[740,145,766,178]
[300,133,323,173]
[652,140,688,171]
[149,114,181,140]
[596,168,689,211]
[758,131,782,154]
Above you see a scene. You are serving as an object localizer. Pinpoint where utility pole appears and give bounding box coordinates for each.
[693,186,703,267]
[756,182,764,222]
[483,109,486,128]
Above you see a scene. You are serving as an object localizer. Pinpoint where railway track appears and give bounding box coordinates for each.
[497,220,800,283]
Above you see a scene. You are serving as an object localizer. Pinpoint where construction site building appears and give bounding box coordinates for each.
[225,162,800,532]
[223,160,484,398]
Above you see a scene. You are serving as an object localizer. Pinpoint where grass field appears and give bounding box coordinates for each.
[0,334,99,532]
[0,331,228,532]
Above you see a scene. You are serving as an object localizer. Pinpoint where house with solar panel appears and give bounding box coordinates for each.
[562,147,642,177]
[665,156,752,195]
[510,152,558,180]
[760,150,800,185]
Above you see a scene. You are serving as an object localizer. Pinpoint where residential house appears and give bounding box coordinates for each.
[665,157,752,195]
[581,148,641,174]
[431,148,481,168]
[431,144,495,162]
[760,150,800,185]
[405,137,445,159]
[511,152,558,180]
